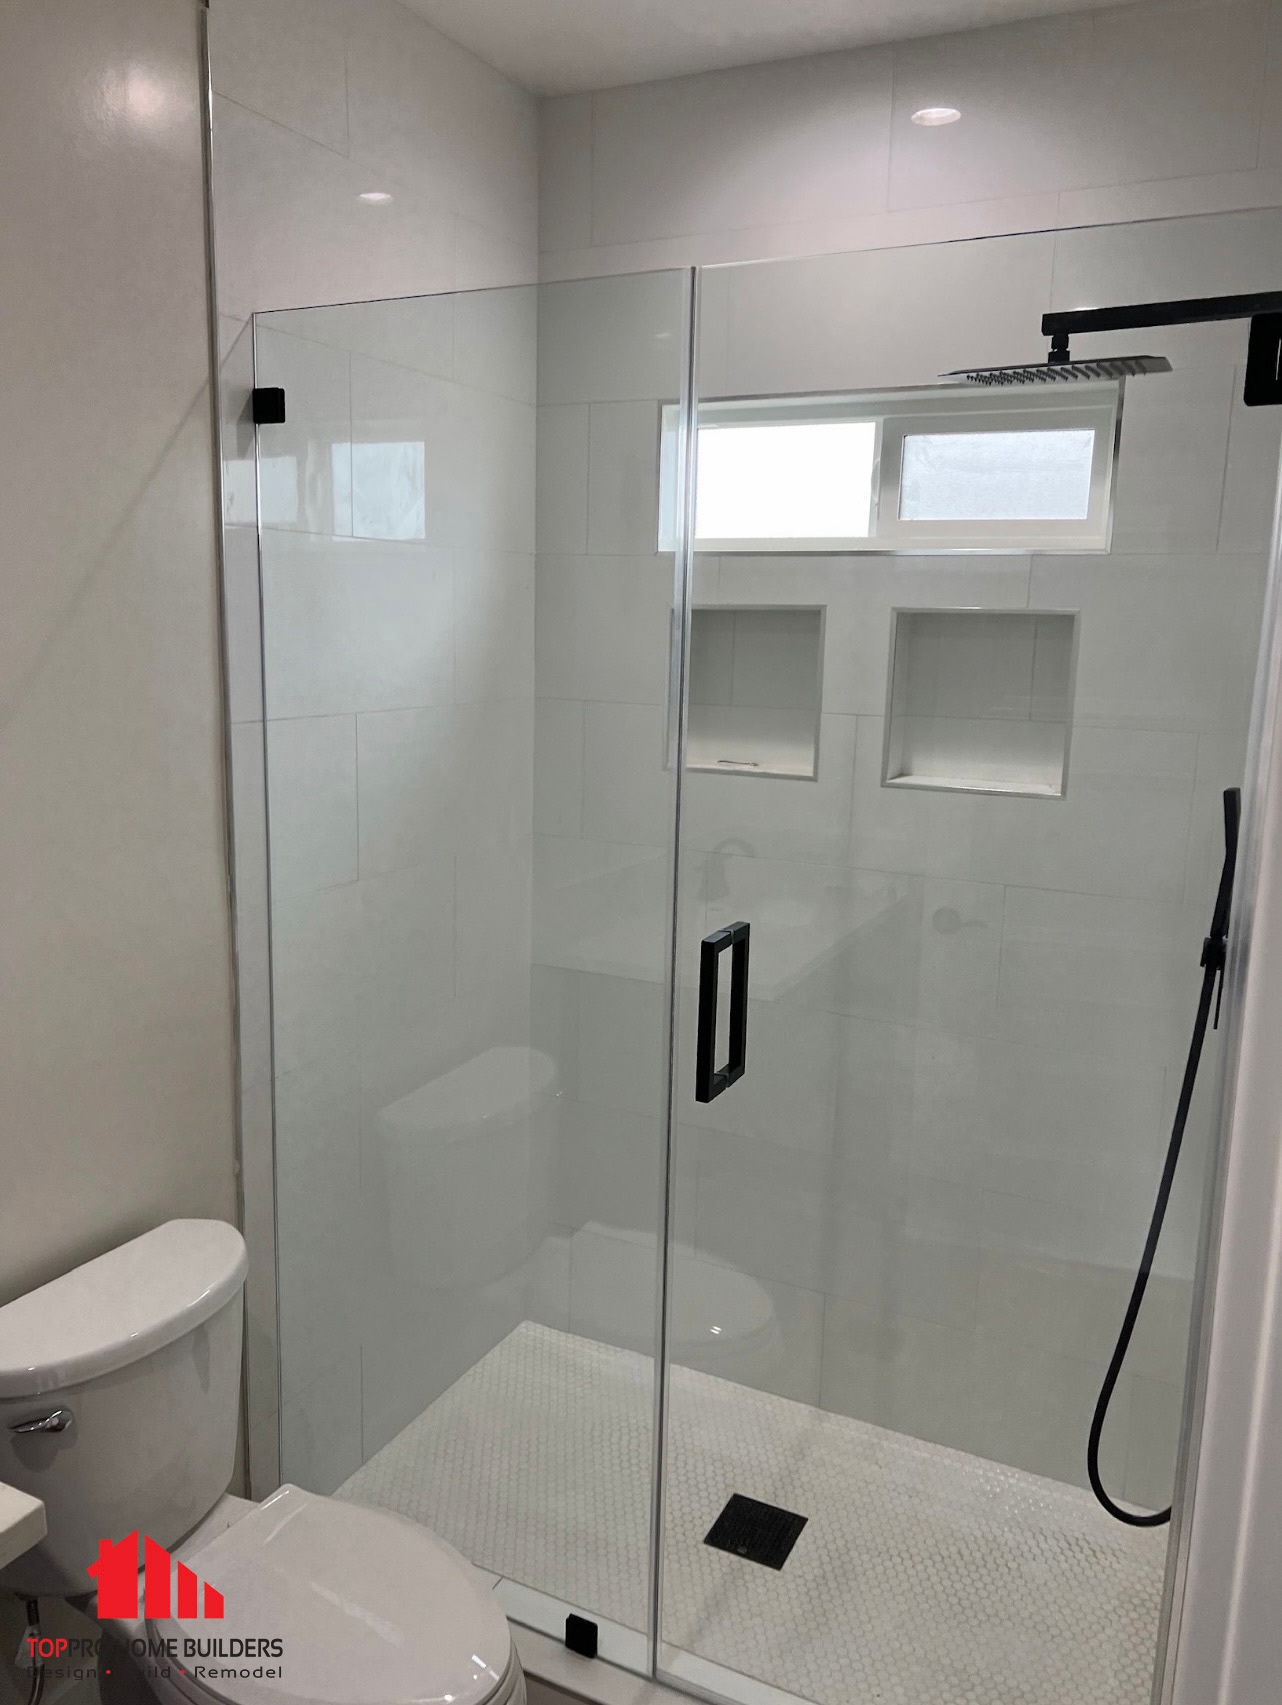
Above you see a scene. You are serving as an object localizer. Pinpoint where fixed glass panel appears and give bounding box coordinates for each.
[660,213,1279,1705]
[255,268,694,1671]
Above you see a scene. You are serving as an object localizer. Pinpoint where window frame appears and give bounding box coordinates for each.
[660,382,1122,555]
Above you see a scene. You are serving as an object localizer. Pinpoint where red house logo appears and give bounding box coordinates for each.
[88,1533,225,1620]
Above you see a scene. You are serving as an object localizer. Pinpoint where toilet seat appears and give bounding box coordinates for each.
[148,1484,514,1705]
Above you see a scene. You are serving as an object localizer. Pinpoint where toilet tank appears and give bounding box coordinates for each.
[0,1220,247,1598]
[378,1046,557,1292]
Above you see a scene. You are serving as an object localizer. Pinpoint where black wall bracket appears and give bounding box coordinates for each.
[251,386,287,425]
[1042,290,1282,406]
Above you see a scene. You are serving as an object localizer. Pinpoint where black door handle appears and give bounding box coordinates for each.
[695,922,750,1103]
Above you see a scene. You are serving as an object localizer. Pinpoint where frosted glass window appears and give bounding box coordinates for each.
[899,429,1095,521]
[696,420,876,541]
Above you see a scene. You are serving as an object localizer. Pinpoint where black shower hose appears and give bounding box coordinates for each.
[1087,786,1241,1527]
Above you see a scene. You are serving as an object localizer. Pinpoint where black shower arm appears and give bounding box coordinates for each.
[1042,290,1282,338]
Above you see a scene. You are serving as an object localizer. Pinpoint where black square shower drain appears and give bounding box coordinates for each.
[704,1493,808,1570]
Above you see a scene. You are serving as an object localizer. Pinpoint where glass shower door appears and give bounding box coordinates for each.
[659,216,1278,1705]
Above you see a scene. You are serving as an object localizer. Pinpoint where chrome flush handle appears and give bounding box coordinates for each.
[10,1409,73,1434]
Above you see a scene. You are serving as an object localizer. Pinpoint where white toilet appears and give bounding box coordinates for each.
[0,1220,524,1705]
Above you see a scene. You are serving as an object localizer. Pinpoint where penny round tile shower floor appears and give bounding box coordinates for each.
[339,1321,1167,1705]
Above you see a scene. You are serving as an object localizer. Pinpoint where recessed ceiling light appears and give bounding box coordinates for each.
[358,190,393,203]
[911,106,961,126]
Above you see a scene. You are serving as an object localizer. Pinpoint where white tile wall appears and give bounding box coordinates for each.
[538,0,1282,281]
[211,0,537,323]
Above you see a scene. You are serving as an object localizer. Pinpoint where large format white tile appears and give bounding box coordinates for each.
[454,214,538,293]
[356,707,458,876]
[552,1101,667,1236]
[535,555,676,704]
[1124,1374,1184,1513]
[583,701,670,847]
[930,1032,1167,1214]
[681,714,858,864]
[344,0,537,253]
[818,1301,1131,1490]
[693,1129,837,1294]
[1259,0,1282,172]
[587,50,892,249]
[537,270,690,405]
[823,1172,985,1335]
[889,4,1266,211]
[271,880,364,1076]
[1032,551,1265,734]
[1219,378,1282,554]
[266,295,456,381]
[849,717,1198,900]
[453,550,534,705]
[223,523,264,725]
[977,1249,1192,1386]
[995,886,1185,1065]
[534,699,585,836]
[214,98,457,322]
[587,401,664,555]
[536,405,590,555]
[1110,362,1236,555]
[818,1306,989,1459]
[254,326,352,535]
[715,234,1054,396]
[262,534,454,718]
[454,283,538,403]
[456,835,534,996]
[532,835,673,981]
[685,995,842,1159]
[266,715,358,896]
[575,972,667,1119]
[538,94,593,256]
[231,722,273,1094]
[209,0,349,154]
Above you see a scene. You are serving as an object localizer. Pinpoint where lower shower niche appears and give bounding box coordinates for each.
[883,608,1077,798]
[689,605,824,779]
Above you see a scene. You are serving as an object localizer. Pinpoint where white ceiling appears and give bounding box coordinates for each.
[402,0,1123,96]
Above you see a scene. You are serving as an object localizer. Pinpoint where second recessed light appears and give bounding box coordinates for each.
[359,190,393,203]
[911,106,962,126]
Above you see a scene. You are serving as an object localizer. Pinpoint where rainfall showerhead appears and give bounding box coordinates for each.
[939,291,1282,402]
[943,330,1172,387]
[944,352,1172,386]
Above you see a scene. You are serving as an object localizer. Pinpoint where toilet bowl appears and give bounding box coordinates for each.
[0,1221,522,1705]
[102,1485,522,1705]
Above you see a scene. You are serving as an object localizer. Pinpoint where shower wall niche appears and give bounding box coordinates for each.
[883,608,1077,797]
[688,605,824,778]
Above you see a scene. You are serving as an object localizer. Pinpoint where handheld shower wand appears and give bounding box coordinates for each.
[1087,787,1240,1527]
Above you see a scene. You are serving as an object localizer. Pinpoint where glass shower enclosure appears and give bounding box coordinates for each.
[246,209,1282,1705]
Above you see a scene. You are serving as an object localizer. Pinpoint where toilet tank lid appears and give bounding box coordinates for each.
[379,1045,556,1142]
[0,1220,247,1399]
